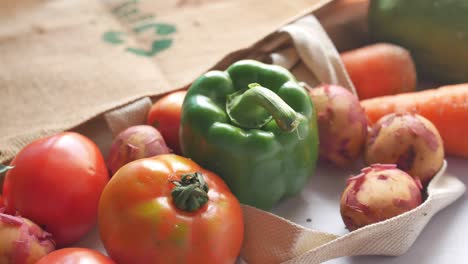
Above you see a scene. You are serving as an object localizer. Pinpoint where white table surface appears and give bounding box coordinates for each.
[74,118,467,263]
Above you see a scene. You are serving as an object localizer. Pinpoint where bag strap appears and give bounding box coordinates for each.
[271,15,356,95]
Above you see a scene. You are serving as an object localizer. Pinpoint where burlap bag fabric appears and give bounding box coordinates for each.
[0,0,332,163]
[1,0,465,263]
[103,15,465,263]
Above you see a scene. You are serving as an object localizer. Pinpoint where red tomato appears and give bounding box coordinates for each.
[98,154,244,264]
[36,248,115,264]
[3,132,109,246]
[147,90,187,154]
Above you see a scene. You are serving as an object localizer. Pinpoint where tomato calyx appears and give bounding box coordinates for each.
[0,165,13,185]
[0,164,14,174]
[171,172,209,212]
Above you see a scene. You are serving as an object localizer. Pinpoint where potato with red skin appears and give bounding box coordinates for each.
[365,113,444,185]
[0,213,55,264]
[107,125,171,175]
[340,164,422,231]
[308,84,368,166]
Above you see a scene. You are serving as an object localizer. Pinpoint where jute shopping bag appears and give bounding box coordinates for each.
[0,0,332,163]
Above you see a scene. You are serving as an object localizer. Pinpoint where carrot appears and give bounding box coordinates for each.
[341,43,417,100]
[361,84,468,158]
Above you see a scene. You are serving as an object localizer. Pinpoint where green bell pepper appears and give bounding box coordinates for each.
[180,60,319,210]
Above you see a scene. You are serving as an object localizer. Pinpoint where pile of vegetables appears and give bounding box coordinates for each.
[305,81,444,229]
[1,3,468,259]
[0,60,319,263]
[309,37,466,229]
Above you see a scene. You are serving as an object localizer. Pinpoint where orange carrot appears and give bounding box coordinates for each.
[341,43,417,100]
[361,84,468,158]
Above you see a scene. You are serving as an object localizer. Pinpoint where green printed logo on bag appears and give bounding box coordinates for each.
[103,0,176,57]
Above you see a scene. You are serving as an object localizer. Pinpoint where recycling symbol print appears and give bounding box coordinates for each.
[103,0,176,57]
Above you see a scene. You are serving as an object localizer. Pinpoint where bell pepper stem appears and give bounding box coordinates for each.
[226,83,299,132]
[171,172,209,212]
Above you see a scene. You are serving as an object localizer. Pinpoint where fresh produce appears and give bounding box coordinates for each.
[308,84,367,167]
[340,164,422,231]
[0,213,55,264]
[369,0,468,83]
[98,154,244,264]
[341,43,416,100]
[365,113,444,184]
[361,84,468,158]
[36,248,115,264]
[107,125,170,175]
[147,90,187,154]
[180,60,319,210]
[3,132,109,246]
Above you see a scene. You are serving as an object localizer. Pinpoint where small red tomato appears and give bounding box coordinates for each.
[3,132,110,246]
[98,154,244,264]
[36,248,115,264]
[147,90,187,154]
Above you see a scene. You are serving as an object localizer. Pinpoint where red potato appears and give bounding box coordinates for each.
[107,125,171,175]
[308,84,367,167]
[0,214,55,264]
[340,164,422,231]
[365,113,444,185]
[341,43,417,100]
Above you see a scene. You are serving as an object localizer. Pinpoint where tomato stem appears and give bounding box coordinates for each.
[171,172,209,212]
